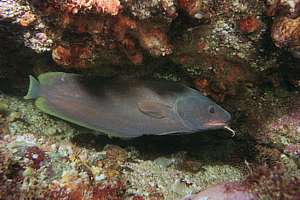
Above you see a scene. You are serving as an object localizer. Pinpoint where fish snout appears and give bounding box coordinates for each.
[203,121,235,137]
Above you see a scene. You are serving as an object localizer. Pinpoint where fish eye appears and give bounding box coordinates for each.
[208,105,215,114]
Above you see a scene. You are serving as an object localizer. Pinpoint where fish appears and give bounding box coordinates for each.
[24,72,232,138]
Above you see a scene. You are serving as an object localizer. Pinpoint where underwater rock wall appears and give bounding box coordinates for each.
[0,0,300,200]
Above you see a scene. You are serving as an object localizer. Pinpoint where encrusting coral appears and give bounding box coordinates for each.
[27,0,179,68]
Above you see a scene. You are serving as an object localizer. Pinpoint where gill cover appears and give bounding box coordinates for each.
[176,95,231,131]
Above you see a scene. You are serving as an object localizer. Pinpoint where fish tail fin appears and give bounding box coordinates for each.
[24,75,40,99]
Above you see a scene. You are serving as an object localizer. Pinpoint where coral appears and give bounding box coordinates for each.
[47,0,121,15]
[24,0,176,67]
[124,0,177,20]
[0,0,28,20]
[267,0,300,58]
[97,145,128,180]
[47,185,71,199]
[138,26,173,57]
[189,55,254,102]
[47,181,126,200]
[272,17,300,48]
[170,0,270,80]
[0,147,24,200]
[37,0,121,15]
[266,0,300,17]
[111,15,143,65]
[245,164,300,200]
[52,44,93,68]
[0,0,53,53]
[255,145,282,165]
[24,146,46,169]
[104,144,128,163]
[1,0,272,72]
[92,182,125,200]
[178,0,210,20]
[239,16,262,33]
[271,17,300,58]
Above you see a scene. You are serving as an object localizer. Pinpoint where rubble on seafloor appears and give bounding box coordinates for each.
[0,0,300,199]
[0,86,300,199]
[0,94,247,200]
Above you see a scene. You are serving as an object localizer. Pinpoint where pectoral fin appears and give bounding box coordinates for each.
[137,100,172,119]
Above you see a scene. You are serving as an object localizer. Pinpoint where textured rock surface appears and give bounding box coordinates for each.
[1,0,300,199]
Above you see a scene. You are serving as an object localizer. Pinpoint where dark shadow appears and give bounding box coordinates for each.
[168,10,210,42]
[71,128,256,167]
[0,20,63,96]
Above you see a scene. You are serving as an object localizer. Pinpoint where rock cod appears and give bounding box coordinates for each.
[24,72,232,138]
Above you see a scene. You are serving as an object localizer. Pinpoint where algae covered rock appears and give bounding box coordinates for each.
[1,0,300,199]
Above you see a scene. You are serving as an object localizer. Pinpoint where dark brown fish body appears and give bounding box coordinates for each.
[25,72,231,138]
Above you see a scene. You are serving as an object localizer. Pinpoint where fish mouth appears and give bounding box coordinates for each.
[203,121,235,136]
[204,121,227,128]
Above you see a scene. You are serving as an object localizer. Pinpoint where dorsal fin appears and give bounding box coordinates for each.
[38,72,80,85]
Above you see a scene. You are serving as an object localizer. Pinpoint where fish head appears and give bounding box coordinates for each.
[176,95,231,131]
